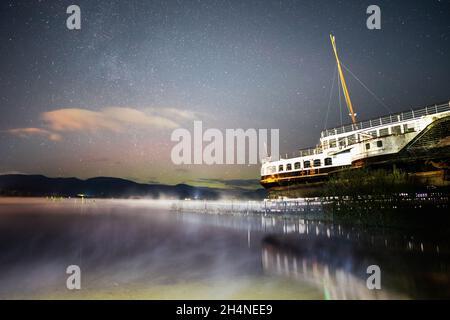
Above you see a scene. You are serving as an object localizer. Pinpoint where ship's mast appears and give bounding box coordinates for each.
[330,34,357,125]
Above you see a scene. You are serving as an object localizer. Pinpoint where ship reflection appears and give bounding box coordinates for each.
[261,232,450,300]
[179,211,450,299]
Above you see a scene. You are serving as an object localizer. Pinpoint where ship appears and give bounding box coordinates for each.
[260,35,450,198]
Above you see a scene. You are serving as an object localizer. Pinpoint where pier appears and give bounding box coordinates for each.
[171,193,450,228]
[171,198,326,216]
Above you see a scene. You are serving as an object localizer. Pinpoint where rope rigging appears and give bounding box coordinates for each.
[328,34,391,128]
[340,62,393,114]
[324,65,337,130]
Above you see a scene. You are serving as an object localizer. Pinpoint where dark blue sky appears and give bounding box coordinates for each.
[0,0,449,187]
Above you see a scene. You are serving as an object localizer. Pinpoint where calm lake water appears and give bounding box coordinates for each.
[0,198,449,299]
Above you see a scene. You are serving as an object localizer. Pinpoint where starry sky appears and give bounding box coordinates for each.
[0,0,449,188]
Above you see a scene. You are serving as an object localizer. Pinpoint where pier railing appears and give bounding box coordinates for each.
[171,198,324,215]
[321,101,450,138]
[171,194,449,217]
[298,147,322,157]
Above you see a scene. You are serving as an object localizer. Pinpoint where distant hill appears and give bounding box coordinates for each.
[0,174,267,200]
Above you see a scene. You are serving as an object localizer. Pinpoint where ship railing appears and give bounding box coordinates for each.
[298,147,322,157]
[321,101,450,138]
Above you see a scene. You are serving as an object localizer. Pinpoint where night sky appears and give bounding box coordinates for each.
[0,0,449,188]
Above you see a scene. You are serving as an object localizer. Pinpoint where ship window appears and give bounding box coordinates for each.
[267,166,276,174]
[368,130,377,137]
[391,125,401,135]
[379,128,389,136]
[347,134,356,145]
[325,158,332,166]
[365,143,370,150]
[377,140,383,148]
[338,137,346,147]
[322,140,329,149]
[403,123,415,133]
[313,159,321,167]
[294,162,301,170]
[329,139,337,148]
[286,163,292,171]
[304,161,311,168]
[278,164,284,172]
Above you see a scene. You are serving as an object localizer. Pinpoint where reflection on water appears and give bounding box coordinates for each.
[262,241,393,300]
[0,198,449,299]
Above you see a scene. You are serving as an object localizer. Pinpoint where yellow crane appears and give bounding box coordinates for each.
[330,34,357,125]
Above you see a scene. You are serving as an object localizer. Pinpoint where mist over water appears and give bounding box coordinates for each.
[0,198,449,299]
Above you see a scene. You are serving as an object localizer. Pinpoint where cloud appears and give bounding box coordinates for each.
[157,108,201,122]
[7,107,190,142]
[6,128,62,141]
[42,109,121,132]
[42,107,179,133]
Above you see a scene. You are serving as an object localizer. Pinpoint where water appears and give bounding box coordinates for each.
[0,198,449,299]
